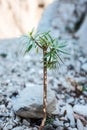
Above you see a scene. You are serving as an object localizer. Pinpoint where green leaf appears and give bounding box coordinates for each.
[36,47,38,54]
[57,48,69,55]
[25,44,33,54]
[47,33,53,43]
[44,52,51,58]
[58,44,67,48]
[56,53,64,64]
[29,27,35,36]
[39,36,47,45]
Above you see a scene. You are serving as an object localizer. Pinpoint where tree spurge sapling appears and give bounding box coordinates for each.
[23,29,68,130]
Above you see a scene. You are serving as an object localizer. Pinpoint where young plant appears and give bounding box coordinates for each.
[23,29,67,130]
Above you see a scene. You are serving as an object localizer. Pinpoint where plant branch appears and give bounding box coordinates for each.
[31,36,43,49]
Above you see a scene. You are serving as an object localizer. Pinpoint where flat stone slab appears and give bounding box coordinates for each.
[13,85,57,118]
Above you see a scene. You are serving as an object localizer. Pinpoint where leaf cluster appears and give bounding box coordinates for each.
[45,117,54,125]
[23,29,68,69]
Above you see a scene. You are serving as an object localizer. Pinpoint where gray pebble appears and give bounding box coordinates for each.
[12,126,24,130]
[81,63,87,72]
[77,119,84,130]
[42,125,55,130]
[23,119,30,127]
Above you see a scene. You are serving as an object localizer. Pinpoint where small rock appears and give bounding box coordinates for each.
[12,126,24,130]
[61,104,75,127]
[7,102,13,109]
[42,125,55,130]
[6,124,13,129]
[53,118,60,127]
[0,104,6,111]
[81,63,87,72]
[67,97,74,104]
[68,128,77,130]
[66,105,75,127]
[75,77,87,84]
[25,128,32,130]
[79,57,86,63]
[73,105,87,117]
[75,61,81,72]
[14,116,21,122]
[23,119,30,127]
[77,119,84,130]
[79,99,85,104]
[3,126,8,130]
[64,123,69,127]
[32,127,38,130]
[56,126,63,130]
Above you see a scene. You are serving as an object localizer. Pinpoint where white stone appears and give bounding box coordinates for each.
[7,102,13,109]
[32,127,38,130]
[15,116,21,122]
[73,105,87,117]
[66,104,75,127]
[65,123,69,127]
[12,126,24,130]
[0,122,4,129]
[79,57,86,63]
[56,126,63,130]
[68,128,77,130]
[61,104,75,127]
[75,77,87,84]
[67,97,74,104]
[77,119,84,130]
[81,63,87,72]
[6,124,13,130]
[53,118,60,127]
[13,85,57,118]
[79,99,85,104]
[3,126,8,130]
[23,119,30,126]
[0,104,6,113]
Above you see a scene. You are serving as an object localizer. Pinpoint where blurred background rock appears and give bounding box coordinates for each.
[0,0,53,38]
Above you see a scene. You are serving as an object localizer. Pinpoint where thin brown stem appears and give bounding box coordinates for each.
[31,36,43,49]
[39,48,47,130]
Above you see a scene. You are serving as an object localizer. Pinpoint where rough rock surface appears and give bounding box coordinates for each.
[73,105,87,117]
[13,85,57,118]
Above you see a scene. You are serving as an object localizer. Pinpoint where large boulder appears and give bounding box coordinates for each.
[13,85,57,118]
[38,0,87,35]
